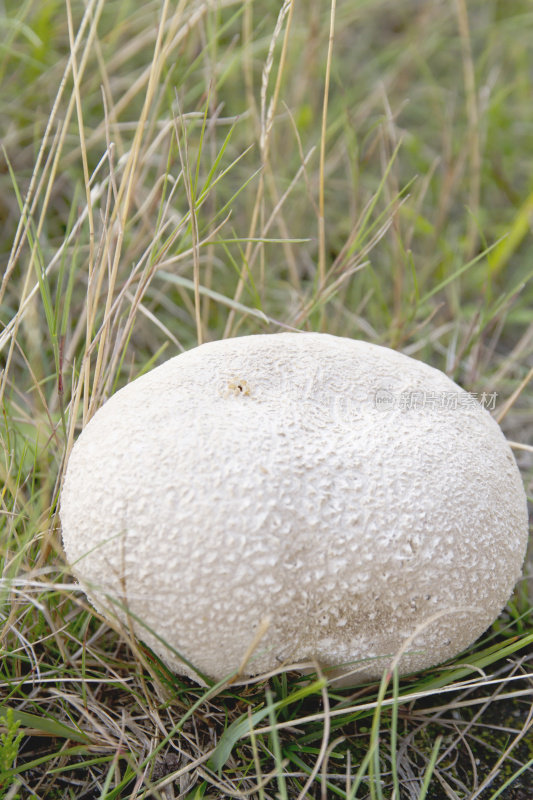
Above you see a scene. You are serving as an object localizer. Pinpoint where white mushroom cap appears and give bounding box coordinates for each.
[60,333,529,684]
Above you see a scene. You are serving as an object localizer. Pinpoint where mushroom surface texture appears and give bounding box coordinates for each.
[60,333,529,685]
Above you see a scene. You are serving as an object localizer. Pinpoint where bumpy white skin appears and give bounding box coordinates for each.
[61,333,529,685]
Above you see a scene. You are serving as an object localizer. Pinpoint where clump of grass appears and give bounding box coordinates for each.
[1,0,532,797]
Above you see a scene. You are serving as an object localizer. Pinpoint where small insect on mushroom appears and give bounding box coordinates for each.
[226,378,251,397]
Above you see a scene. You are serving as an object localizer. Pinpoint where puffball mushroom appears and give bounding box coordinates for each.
[60,333,529,685]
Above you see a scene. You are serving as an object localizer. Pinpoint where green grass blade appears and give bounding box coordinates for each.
[418,735,442,800]
[208,679,326,773]
[1,708,89,744]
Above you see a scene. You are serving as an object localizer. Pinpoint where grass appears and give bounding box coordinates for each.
[1,0,532,797]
